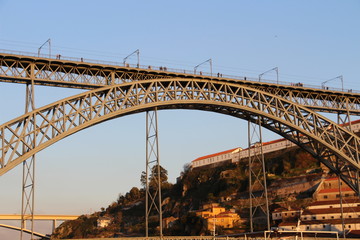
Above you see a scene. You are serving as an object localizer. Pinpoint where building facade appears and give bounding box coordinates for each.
[191,120,360,170]
[195,203,241,232]
[277,177,360,235]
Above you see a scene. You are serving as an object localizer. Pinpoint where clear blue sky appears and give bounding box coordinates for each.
[0,0,359,238]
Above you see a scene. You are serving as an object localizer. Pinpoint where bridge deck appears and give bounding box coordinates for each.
[0,214,79,220]
[0,51,359,114]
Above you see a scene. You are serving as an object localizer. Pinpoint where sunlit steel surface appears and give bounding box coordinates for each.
[0,52,359,115]
[0,79,359,194]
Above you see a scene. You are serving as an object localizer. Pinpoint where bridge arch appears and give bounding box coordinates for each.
[0,79,359,191]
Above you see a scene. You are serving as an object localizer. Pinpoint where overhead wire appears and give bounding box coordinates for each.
[0,38,356,89]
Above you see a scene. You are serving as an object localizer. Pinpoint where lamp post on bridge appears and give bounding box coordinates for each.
[194,58,212,77]
[259,67,279,84]
[123,49,140,68]
[38,38,51,58]
[321,75,344,91]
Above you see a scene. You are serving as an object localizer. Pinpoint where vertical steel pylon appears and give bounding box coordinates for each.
[336,101,360,193]
[21,63,36,240]
[145,109,163,237]
[248,119,270,232]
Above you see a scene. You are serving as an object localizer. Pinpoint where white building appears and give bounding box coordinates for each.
[278,176,360,235]
[191,147,242,169]
[97,216,112,228]
[191,120,360,170]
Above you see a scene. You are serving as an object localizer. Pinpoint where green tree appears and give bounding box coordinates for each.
[140,164,168,189]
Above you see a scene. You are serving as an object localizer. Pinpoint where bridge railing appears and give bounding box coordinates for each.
[0,49,358,94]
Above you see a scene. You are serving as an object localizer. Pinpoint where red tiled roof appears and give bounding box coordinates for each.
[240,138,288,151]
[318,187,353,194]
[340,119,360,128]
[324,177,338,182]
[302,206,360,215]
[192,147,240,162]
[273,207,288,213]
[273,207,301,213]
[263,138,287,146]
[309,198,360,206]
[192,120,360,163]
[301,218,360,225]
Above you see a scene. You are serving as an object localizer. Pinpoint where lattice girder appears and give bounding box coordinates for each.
[0,53,360,114]
[0,79,359,192]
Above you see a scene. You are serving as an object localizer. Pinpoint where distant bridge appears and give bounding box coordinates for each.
[0,223,49,238]
[0,214,79,238]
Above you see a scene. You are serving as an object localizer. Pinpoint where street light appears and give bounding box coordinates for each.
[259,67,279,84]
[123,49,140,68]
[321,75,343,91]
[194,58,212,77]
[38,38,51,58]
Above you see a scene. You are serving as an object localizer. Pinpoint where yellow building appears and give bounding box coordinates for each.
[195,203,241,231]
[207,211,241,230]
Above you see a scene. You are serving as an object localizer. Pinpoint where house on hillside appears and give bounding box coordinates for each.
[272,206,301,223]
[313,177,358,201]
[195,203,242,232]
[97,216,112,228]
[276,177,360,235]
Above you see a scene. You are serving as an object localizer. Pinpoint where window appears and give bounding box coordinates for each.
[322,217,325,219]
[312,216,316,220]
[331,216,334,219]
[330,206,333,208]
[304,217,307,220]
[306,226,310,230]
[324,195,328,199]
[323,225,326,229]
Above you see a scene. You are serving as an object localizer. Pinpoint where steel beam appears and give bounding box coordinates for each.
[21,65,36,240]
[248,119,270,232]
[0,53,359,115]
[0,79,359,194]
[145,109,163,237]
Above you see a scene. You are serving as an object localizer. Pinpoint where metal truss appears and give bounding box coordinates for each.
[0,53,359,115]
[145,110,163,237]
[0,79,359,193]
[21,80,36,240]
[248,120,270,232]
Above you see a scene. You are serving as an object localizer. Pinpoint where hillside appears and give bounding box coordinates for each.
[51,147,322,239]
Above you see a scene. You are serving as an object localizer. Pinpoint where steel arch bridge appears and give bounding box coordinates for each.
[0,78,359,192]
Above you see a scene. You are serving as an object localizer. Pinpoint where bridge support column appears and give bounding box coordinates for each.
[145,109,163,237]
[21,64,36,240]
[52,219,57,233]
[248,119,270,232]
